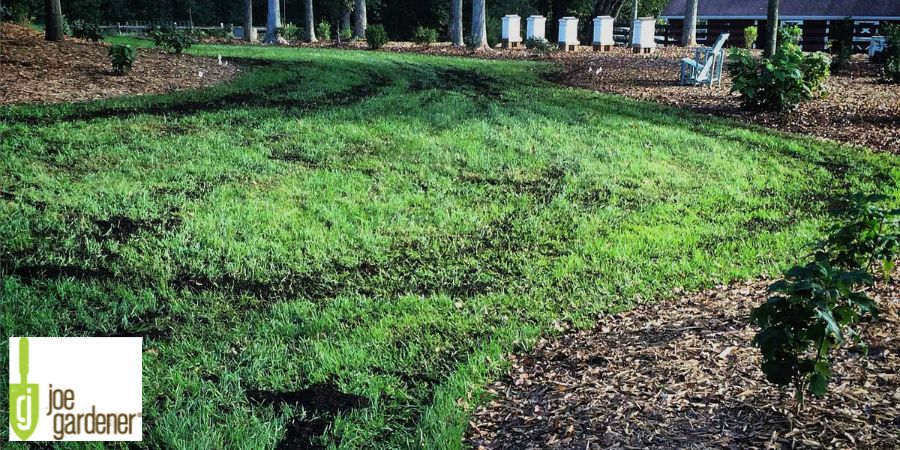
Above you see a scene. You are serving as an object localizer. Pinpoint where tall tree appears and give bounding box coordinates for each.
[594,0,627,16]
[265,0,280,43]
[681,0,698,46]
[764,0,779,56]
[44,0,65,41]
[450,0,463,46]
[471,0,489,51]
[305,0,317,42]
[244,0,256,42]
[353,0,366,38]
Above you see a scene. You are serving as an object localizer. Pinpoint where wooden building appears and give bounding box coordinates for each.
[661,0,900,52]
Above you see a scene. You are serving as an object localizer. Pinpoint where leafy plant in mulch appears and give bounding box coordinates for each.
[743,26,757,50]
[413,26,438,47]
[278,23,303,41]
[525,37,552,55]
[882,24,900,83]
[365,24,388,50]
[729,25,831,112]
[750,190,900,404]
[108,44,136,75]
[316,20,332,41]
[149,25,194,55]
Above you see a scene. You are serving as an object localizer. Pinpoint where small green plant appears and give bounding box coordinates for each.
[729,35,831,112]
[339,25,352,41]
[365,24,388,50]
[525,37,552,55]
[882,24,900,83]
[778,25,803,48]
[743,26,758,49]
[70,20,103,42]
[278,22,302,41]
[316,20,332,41]
[413,26,438,46]
[107,44,136,75]
[750,192,899,404]
[149,25,194,54]
[829,19,853,72]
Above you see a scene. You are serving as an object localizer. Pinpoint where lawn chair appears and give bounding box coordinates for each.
[680,33,729,87]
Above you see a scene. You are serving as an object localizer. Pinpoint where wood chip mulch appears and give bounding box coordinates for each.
[550,47,900,154]
[0,22,239,105]
[465,276,900,449]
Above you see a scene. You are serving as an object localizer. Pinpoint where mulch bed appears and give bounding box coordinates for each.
[550,47,900,154]
[0,23,239,105]
[465,276,900,449]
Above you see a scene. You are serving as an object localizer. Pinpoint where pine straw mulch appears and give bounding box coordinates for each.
[0,22,239,105]
[550,47,900,154]
[465,276,900,449]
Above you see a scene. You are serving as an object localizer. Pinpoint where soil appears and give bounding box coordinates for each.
[0,22,239,105]
[464,275,900,449]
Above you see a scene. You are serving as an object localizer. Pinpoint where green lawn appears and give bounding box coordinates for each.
[1,43,897,449]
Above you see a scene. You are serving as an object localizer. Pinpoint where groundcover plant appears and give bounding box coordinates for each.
[1,42,897,448]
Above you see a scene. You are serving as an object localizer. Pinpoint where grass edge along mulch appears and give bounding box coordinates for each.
[465,275,900,449]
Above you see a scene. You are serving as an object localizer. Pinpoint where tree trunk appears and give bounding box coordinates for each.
[244,0,256,42]
[764,0,779,57]
[450,0,464,46]
[264,0,280,43]
[305,0,317,42]
[471,0,489,51]
[353,0,366,39]
[681,0,698,46]
[44,0,64,41]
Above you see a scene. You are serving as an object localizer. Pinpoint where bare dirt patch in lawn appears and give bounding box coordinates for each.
[0,23,238,105]
[550,47,900,154]
[465,275,900,449]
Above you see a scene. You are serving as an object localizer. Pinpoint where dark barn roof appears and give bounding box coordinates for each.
[661,0,900,19]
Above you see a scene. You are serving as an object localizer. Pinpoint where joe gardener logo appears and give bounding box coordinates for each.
[8,337,142,442]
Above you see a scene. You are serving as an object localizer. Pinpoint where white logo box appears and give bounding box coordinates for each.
[9,337,143,442]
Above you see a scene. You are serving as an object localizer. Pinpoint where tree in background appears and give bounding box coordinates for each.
[471,0,489,51]
[681,0,697,46]
[353,0,366,38]
[265,0,279,43]
[305,0,317,41]
[44,0,64,40]
[449,0,463,46]
[764,0,779,57]
[244,0,256,42]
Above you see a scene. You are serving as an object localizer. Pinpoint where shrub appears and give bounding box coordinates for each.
[149,26,194,54]
[70,20,103,42]
[750,192,899,403]
[882,24,900,83]
[316,20,332,40]
[778,25,802,49]
[525,36,552,55]
[365,24,388,50]
[108,44,136,75]
[0,4,10,21]
[413,26,438,46]
[339,25,352,41]
[729,38,831,112]
[743,26,758,49]
[278,22,303,41]
[829,19,853,72]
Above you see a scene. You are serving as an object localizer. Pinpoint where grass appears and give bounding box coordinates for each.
[1,42,898,449]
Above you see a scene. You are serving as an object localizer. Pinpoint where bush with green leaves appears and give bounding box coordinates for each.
[366,24,388,50]
[750,192,899,403]
[339,25,352,41]
[278,23,303,41]
[882,24,900,83]
[70,20,103,42]
[149,26,194,54]
[107,44,136,75]
[316,20,332,41]
[525,36,552,55]
[413,26,438,46]
[778,25,802,48]
[729,35,831,112]
[743,25,758,49]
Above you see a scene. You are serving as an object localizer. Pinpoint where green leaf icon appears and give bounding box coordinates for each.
[9,338,39,441]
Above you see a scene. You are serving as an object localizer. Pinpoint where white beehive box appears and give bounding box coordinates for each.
[592,16,614,50]
[526,15,546,40]
[502,15,522,48]
[631,17,656,53]
[558,16,579,51]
